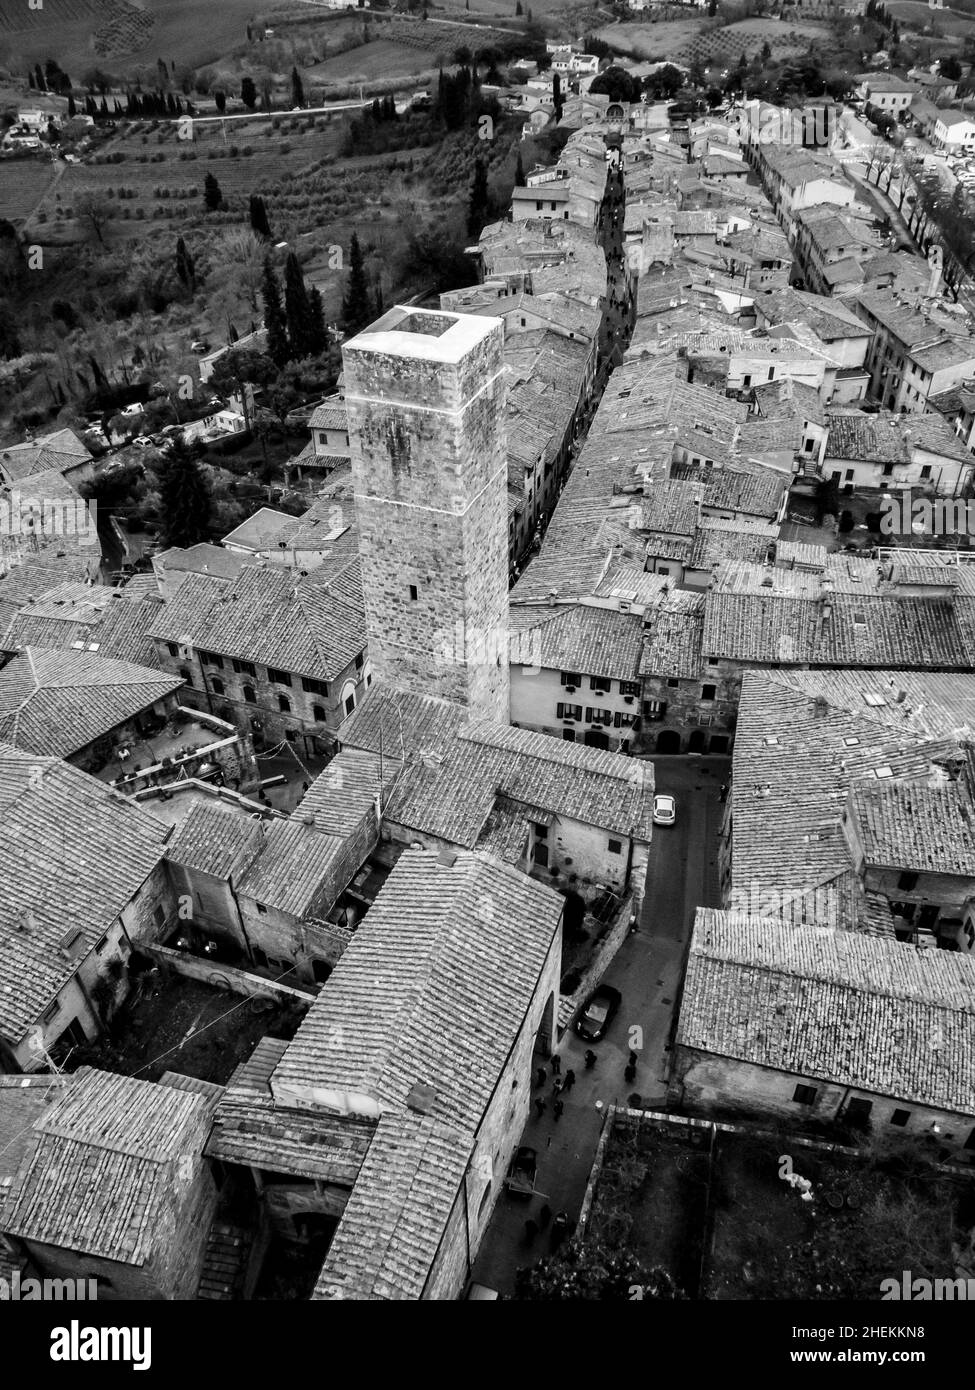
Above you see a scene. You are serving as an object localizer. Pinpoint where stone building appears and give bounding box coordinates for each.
[0,1068,217,1299]
[343,308,510,724]
[671,909,975,1153]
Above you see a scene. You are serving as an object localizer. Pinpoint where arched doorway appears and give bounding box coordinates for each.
[656,729,681,753]
[688,730,707,753]
[584,729,609,749]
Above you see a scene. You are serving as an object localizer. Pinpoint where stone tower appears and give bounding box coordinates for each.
[343,306,510,723]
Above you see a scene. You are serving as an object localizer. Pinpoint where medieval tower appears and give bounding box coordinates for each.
[342,306,510,723]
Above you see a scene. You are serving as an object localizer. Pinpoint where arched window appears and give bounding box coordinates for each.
[211,677,224,696]
[242,684,256,704]
[278,695,291,714]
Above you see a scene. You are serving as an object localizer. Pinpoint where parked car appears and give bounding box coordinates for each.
[504,1146,537,1199]
[653,793,676,827]
[574,984,622,1043]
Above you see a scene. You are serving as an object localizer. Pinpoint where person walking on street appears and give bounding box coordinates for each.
[551,1054,561,1076]
[535,1065,547,1089]
[534,1097,546,1119]
[584,1049,597,1069]
[719,783,728,803]
[563,1069,576,1091]
[554,1098,565,1121]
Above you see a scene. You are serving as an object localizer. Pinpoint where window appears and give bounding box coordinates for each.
[344,693,355,717]
[179,667,193,687]
[620,680,640,697]
[590,676,611,693]
[255,903,268,915]
[278,695,291,714]
[167,642,179,658]
[267,667,292,686]
[608,838,622,854]
[643,699,667,720]
[667,678,679,688]
[42,1000,60,1024]
[792,1084,817,1106]
[201,651,223,669]
[94,934,109,953]
[242,684,256,703]
[355,652,364,670]
[890,1109,910,1127]
[302,677,329,697]
[965,1127,975,1151]
[557,702,582,720]
[211,678,225,696]
[533,842,549,867]
[701,684,716,701]
[560,671,581,688]
[920,465,931,479]
[533,823,548,841]
[742,373,751,388]
[897,871,918,891]
[409,584,418,601]
[313,704,327,722]
[232,659,256,677]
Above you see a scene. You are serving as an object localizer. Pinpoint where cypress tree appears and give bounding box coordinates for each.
[515,149,525,185]
[308,285,328,356]
[291,66,304,108]
[262,256,290,366]
[203,172,222,211]
[249,194,271,239]
[467,156,489,236]
[156,437,212,548]
[175,235,195,290]
[284,250,315,359]
[342,233,372,334]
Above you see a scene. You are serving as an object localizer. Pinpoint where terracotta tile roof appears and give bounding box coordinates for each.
[680,910,975,1115]
[0,647,182,758]
[826,411,972,465]
[313,1111,472,1301]
[164,801,263,879]
[206,1038,374,1182]
[0,748,169,1044]
[236,819,347,918]
[641,592,706,678]
[308,399,349,431]
[850,779,975,875]
[272,849,563,1133]
[149,561,366,681]
[0,1067,216,1264]
[0,430,91,483]
[509,604,644,680]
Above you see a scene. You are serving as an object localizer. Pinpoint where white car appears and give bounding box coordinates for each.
[652,794,676,827]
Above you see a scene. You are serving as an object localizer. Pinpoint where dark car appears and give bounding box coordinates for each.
[505,1146,538,1199]
[574,985,622,1043]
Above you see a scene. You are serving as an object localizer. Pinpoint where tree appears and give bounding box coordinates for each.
[207,348,276,429]
[342,232,373,334]
[515,149,525,185]
[308,285,328,356]
[261,256,290,368]
[941,55,962,81]
[175,235,196,292]
[241,75,257,109]
[214,90,227,114]
[588,66,641,104]
[291,66,304,109]
[284,249,316,358]
[643,64,684,101]
[516,1239,685,1300]
[249,194,272,239]
[75,190,111,246]
[553,71,563,120]
[154,436,212,548]
[203,172,223,211]
[467,156,490,236]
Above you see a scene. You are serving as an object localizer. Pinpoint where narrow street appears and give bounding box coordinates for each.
[469,755,728,1296]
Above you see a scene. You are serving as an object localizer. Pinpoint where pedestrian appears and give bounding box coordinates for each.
[538,1204,552,1230]
[524,1218,538,1244]
[719,783,728,802]
[551,1054,561,1076]
[551,1210,569,1250]
[552,1078,563,1098]
[563,1068,576,1091]
[535,1065,547,1089]
[624,1063,637,1084]
[534,1097,546,1119]
[584,1049,597,1069]
[554,1098,564,1121]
